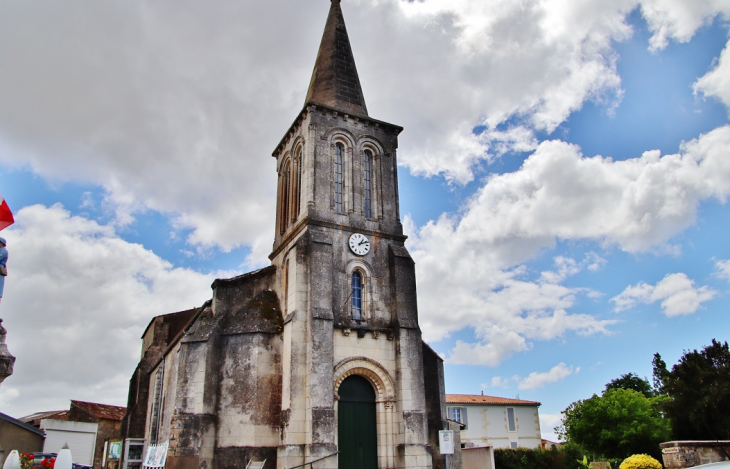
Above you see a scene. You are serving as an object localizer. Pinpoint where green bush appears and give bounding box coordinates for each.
[619,454,662,469]
[493,445,585,469]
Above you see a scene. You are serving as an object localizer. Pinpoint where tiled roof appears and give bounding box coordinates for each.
[71,400,127,421]
[446,394,541,406]
[19,410,69,423]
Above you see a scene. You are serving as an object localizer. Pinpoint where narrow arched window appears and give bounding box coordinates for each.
[352,270,363,320]
[363,150,372,218]
[282,161,291,232]
[294,149,302,219]
[334,143,344,213]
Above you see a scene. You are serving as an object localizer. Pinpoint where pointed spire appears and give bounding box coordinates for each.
[305,0,369,117]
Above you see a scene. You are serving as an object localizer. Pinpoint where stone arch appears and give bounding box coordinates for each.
[334,356,396,403]
[277,150,292,172]
[324,127,357,148]
[290,135,305,155]
[357,135,385,156]
[345,258,373,278]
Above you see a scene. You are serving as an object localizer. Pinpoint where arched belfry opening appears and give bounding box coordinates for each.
[338,375,378,469]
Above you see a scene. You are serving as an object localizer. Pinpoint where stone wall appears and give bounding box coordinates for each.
[661,441,730,468]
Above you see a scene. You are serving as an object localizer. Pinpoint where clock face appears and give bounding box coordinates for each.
[348,233,371,256]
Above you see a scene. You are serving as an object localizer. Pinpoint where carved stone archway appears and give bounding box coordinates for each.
[334,357,397,468]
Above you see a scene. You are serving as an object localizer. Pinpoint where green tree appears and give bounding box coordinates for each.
[606,373,655,398]
[557,389,670,460]
[653,339,730,440]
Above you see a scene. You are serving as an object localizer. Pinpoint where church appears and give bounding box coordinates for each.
[121,1,460,468]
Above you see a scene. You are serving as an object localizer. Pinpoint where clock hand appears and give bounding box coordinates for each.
[359,240,369,246]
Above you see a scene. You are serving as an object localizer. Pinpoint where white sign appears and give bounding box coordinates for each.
[439,430,455,455]
[143,442,169,469]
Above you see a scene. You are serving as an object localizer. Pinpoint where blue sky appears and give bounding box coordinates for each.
[1,0,730,442]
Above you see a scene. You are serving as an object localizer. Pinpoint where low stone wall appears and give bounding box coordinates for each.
[661,441,730,468]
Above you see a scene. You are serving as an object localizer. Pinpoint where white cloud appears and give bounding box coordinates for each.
[716,259,730,282]
[489,376,511,388]
[410,126,730,364]
[612,272,717,316]
[0,0,726,263]
[640,0,730,51]
[449,329,530,367]
[539,412,564,442]
[695,40,730,110]
[0,0,728,410]
[518,363,577,390]
[0,205,221,417]
[539,253,607,284]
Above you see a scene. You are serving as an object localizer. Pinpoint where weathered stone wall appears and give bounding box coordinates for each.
[122,309,197,441]
[150,341,182,446]
[151,267,284,469]
[216,333,282,448]
[661,441,730,468]
[423,342,448,469]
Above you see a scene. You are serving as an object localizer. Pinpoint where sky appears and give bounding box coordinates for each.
[1,0,729,443]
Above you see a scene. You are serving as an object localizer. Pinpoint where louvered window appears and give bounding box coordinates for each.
[364,150,372,218]
[334,143,344,213]
[295,150,302,218]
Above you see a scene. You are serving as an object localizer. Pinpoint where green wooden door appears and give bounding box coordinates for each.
[338,375,378,469]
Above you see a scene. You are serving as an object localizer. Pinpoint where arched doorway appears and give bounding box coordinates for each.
[338,375,378,469]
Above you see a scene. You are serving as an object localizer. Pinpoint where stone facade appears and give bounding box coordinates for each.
[660,441,730,468]
[121,309,197,441]
[126,1,455,468]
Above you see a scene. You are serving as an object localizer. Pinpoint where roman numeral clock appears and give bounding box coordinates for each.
[348,233,371,256]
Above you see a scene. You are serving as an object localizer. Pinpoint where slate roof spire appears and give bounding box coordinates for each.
[305,0,369,117]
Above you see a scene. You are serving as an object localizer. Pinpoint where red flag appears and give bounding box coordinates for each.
[0,192,14,231]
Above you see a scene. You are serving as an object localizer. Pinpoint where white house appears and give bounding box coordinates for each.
[446,394,542,450]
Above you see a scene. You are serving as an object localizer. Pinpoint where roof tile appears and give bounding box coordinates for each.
[71,400,127,421]
[446,394,541,406]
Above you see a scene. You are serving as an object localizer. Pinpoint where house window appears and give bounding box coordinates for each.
[352,270,363,320]
[448,406,468,428]
[507,407,516,432]
[363,150,372,218]
[510,442,518,449]
[334,143,344,213]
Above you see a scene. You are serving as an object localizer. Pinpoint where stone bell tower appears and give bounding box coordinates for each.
[270,1,442,467]
[129,2,454,469]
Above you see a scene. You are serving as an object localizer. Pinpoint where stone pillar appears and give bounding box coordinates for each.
[0,319,15,388]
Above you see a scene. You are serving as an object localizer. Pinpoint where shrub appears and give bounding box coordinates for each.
[492,446,585,469]
[619,454,662,469]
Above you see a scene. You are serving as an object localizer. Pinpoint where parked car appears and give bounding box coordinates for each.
[692,463,730,469]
